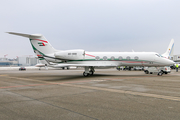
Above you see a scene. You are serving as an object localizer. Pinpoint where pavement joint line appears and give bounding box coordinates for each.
[0,79,96,89]
[61,84,180,102]
[4,76,52,84]
[100,75,157,81]
[0,74,7,76]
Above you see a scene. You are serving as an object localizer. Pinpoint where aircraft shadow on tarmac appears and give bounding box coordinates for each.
[32,74,151,82]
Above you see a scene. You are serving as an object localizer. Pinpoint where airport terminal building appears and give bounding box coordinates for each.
[173,54,180,62]
[0,57,39,67]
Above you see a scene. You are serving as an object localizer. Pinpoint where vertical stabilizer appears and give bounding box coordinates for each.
[7,32,57,56]
[162,39,174,58]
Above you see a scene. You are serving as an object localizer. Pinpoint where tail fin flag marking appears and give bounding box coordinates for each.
[33,39,48,43]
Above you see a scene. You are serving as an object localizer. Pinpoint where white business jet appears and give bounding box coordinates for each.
[7,32,175,76]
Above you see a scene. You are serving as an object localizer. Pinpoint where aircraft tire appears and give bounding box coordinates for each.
[89,70,94,76]
[83,72,89,77]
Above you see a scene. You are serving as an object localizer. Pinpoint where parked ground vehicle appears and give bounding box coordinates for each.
[144,66,171,75]
[133,67,144,71]
[116,66,124,71]
[116,66,133,71]
[19,67,26,71]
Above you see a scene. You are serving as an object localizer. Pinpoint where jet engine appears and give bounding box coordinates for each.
[54,49,85,60]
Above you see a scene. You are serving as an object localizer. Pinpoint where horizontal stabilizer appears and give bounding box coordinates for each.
[7,32,42,39]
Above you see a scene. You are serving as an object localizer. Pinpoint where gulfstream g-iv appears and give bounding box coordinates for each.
[7,32,175,76]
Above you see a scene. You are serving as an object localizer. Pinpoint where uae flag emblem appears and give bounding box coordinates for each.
[38,42,46,46]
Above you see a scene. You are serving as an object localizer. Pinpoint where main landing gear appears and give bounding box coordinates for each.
[83,67,95,77]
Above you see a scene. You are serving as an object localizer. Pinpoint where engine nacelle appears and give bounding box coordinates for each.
[54,49,85,60]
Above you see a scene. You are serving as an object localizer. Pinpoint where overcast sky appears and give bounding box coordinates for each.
[1,0,180,58]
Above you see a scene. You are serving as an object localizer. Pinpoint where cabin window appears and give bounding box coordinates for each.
[126,56,130,60]
[134,56,139,60]
[103,56,107,60]
[111,56,115,60]
[118,56,123,60]
[95,56,100,60]
[68,53,71,55]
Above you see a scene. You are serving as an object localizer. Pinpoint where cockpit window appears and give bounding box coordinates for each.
[155,54,161,57]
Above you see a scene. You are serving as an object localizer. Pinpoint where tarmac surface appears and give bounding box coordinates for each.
[0,68,180,120]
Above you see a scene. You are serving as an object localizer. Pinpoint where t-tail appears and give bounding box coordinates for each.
[162,39,174,59]
[7,32,57,57]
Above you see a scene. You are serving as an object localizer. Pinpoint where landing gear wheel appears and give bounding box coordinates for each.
[83,72,89,77]
[89,70,94,76]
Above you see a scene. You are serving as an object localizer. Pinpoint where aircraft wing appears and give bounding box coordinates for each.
[37,55,117,68]
[49,64,117,68]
